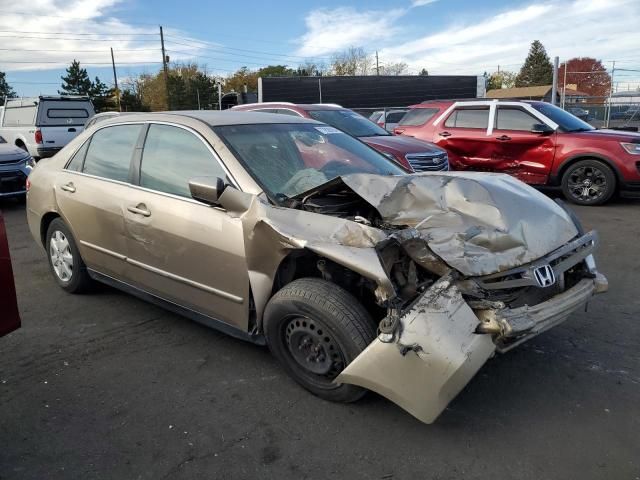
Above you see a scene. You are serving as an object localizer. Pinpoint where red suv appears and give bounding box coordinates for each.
[395,100,640,205]
[231,103,448,172]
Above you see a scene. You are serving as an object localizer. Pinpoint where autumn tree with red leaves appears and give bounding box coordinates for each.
[559,58,611,100]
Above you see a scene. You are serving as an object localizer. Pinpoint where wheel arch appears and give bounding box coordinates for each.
[555,153,623,188]
[40,211,61,247]
[254,249,385,333]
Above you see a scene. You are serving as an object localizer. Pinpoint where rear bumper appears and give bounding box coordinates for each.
[476,274,608,352]
[36,146,62,158]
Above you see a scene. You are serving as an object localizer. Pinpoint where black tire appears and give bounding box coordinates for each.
[263,278,376,403]
[561,159,616,205]
[45,218,92,293]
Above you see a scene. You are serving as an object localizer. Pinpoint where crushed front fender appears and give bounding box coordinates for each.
[336,275,495,424]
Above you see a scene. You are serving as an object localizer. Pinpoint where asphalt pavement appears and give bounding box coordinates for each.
[1,195,639,480]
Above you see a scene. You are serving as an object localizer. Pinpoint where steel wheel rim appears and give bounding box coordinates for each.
[567,165,607,202]
[49,230,73,282]
[284,316,345,381]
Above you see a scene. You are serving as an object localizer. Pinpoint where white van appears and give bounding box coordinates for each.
[0,96,95,159]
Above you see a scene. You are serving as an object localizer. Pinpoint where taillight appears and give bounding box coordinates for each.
[26,178,31,191]
[34,129,43,144]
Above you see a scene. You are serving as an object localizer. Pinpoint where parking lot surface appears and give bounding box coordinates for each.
[1,196,639,480]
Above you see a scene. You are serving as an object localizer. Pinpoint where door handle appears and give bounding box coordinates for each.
[60,182,76,193]
[127,204,151,217]
[439,131,452,138]
[496,135,512,141]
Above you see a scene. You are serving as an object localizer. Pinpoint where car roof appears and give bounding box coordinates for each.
[410,99,548,108]
[235,102,345,111]
[98,110,321,127]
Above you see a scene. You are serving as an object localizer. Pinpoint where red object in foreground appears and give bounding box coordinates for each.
[0,211,21,336]
[395,100,640,205]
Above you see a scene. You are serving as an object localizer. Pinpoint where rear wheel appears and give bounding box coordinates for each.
[263,278,376,403]
[561,159,616,205]
[45,218,92,293]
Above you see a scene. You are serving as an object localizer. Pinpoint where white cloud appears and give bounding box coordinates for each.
[294,7,406,57]
[411,0,439,6]
[295,0,640,86]
[0,0,206,74]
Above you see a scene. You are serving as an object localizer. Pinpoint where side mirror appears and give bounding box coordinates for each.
[531,123,555,135]
[189,177,226,205]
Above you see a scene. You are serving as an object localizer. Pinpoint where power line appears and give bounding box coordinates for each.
[0,29,157,36]
[0,47,160,53]
[0,33,159,42]
[0,60,163,65]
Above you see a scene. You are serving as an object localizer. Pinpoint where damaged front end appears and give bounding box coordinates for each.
[223,172,608,424]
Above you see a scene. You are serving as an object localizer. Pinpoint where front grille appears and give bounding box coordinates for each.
[0,170,27,194]
[405,152,449,172]
[0,156,29,166]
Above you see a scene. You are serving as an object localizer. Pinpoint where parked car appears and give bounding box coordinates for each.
[26,111,607,424]
[0,135,34,198]
[232,103,448,172]
[369,109,408,132]
[395,100,640,205]
[85,111,136,129]
[0,96,95,160]
[567,107,592,122]
[0,211,21,337]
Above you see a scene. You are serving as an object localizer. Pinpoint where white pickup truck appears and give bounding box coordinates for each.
[0,96,95,160]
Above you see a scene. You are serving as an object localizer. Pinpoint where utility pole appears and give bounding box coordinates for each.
[551,56,559,106]
[562,61,568,109]
[196,88,201,110]
[605,60,615,128]
[159,25,170,110]
[110,47,121,112]
[376,51,380,76]
[217,83,222,110]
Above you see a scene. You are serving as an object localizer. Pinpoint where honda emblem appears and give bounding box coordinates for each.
[533,265,556,288]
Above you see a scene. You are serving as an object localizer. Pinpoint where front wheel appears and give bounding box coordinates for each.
[561,159,616,205]
[263,278,376,403]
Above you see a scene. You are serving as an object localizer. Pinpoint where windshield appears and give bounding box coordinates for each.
[306,109,391,137]
[214,123,405,198]
[531,103,594,132]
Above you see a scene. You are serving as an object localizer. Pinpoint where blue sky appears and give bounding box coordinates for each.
[2,0,639,96]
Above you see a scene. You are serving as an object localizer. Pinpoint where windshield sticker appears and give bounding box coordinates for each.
[315,126,342,135]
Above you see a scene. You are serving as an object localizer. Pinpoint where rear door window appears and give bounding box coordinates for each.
[66,140,90,172]
[399,108,439,126]
[444,108,490,129]
[2,105,37,127]
[82,125,143,182]
[139,124,226,198]
[495,107,540,131]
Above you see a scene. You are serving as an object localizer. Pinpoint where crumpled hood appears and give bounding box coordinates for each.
[339,172,579,276]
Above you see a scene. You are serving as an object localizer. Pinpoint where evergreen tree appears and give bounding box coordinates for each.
[0,71,16,104]
[418,68,429,76]
[515,41,553,87]
[90,76,112,111]
[59,60,92,95]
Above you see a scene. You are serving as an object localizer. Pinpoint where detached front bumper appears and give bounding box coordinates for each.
[337,268,607,424]
[476,274,607,352]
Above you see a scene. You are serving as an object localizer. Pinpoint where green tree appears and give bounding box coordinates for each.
[90,76,113,112]
[257,65,295,77]
[418,68,429,76]
[515,40,553,87]
[59,60,92,95]
[486,70,517,90]
[223,66,258,93]
[120,89,149,112]
[0,71,16,104]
